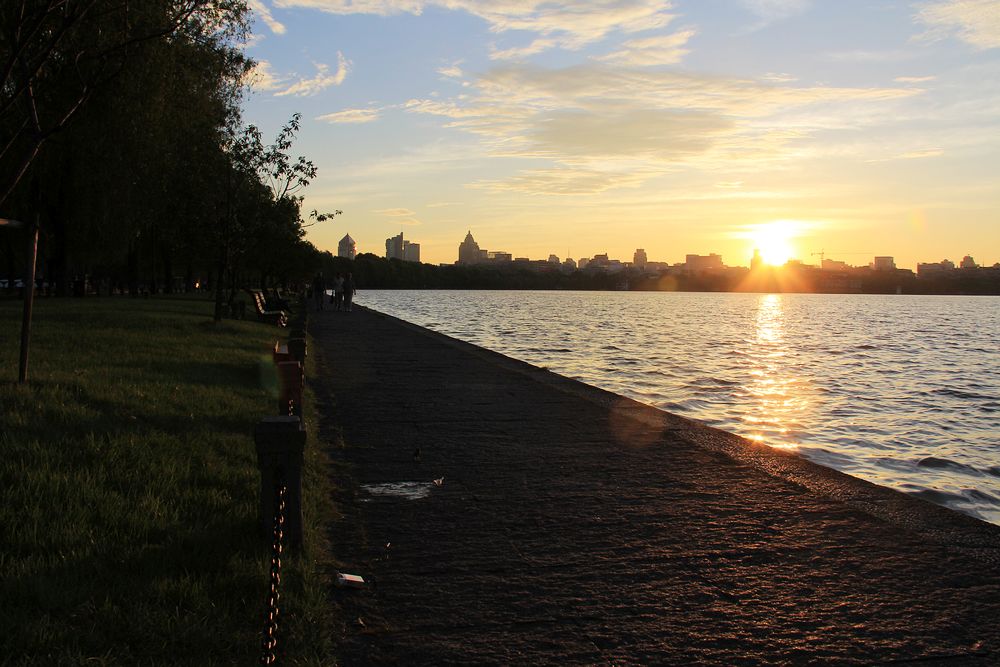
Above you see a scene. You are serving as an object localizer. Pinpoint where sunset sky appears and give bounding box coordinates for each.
[242,0,1000,268]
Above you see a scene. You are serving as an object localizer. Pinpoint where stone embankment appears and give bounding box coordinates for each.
[310,306,1000,666]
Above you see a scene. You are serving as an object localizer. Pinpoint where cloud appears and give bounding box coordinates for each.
[437,64,464,78]
[274,53,350,96]
[397,218,422,225]
[596,29,696,66]
[250,0,287,34]
[248,60,281,91]
[276,0,678,54]
[894,75,937,83]
[426,201,461,207]
[471,167,647,195]
[490,38,556,61]
[317,108,381,123]
[403,62,922,194]
[866,148,944,163]
[375,208,417,216]
[915,0,1000,49]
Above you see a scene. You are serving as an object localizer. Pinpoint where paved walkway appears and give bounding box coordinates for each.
[309,306,1000,666]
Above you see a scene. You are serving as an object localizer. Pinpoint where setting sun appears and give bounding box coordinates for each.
[751,220,799,266]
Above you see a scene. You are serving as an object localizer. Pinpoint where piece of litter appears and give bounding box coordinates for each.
[433,477,444,487]
[336,573,366,588]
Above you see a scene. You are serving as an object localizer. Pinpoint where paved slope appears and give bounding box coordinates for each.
[310,306,1000,666]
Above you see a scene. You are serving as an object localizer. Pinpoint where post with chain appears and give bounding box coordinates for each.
[254,416,306,548]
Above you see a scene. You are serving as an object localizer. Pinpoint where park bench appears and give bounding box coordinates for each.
[249,289,288,327]
[273,340,293,363]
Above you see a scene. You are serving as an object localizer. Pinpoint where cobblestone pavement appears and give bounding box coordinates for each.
[310,306,1000,666]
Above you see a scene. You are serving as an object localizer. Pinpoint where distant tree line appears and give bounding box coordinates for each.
[1,0,331,318]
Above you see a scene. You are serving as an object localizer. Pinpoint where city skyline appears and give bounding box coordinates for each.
[242,1,1000,267]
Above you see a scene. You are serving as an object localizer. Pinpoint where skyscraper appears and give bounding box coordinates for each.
[458,231,482,264]
[338,233,357,259]
[634,248,647,269]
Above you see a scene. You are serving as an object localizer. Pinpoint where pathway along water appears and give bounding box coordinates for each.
[356,290,1000,524]
[312,305,1000,665]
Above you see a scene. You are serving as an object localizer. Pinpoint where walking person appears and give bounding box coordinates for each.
[312,272,325,311]
[343,272,356,312]
[333,273,345,311]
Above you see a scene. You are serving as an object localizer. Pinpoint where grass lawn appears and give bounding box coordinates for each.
[0,295,337,665]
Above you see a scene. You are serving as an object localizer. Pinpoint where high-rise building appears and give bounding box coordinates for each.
[338,233,357,259]
[750,248,763,271]
[403,241,420,262]
[871,256,895,271]
[386,233,405,260]
[634,249,647,268]
[578,258,590,269]
[458,231,482,264]
[548,254,560,264]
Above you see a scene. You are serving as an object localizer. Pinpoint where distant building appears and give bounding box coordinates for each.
[386,233,404,260]
[548,254,560,264]
[563,257,577,270]
[458,231,483,265]
[578,258,589,269]
[750,248,763,271]
[821,258,848,271]
[403,241,420,262]
[338,233,357,259]
[917,259,955,277]
[386,232,420,262]
[634,249,647,269]
[960,255,978,269]
[685,253,724,272]
[871,256,895,271]
[487,251,512,263]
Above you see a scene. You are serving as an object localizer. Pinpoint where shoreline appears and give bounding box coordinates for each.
[364,305,1000,550]
[311,305,1000,664]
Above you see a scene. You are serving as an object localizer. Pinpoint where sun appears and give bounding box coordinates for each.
[751,220,799,266]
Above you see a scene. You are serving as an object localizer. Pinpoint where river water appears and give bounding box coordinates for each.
[355,290,1000,525]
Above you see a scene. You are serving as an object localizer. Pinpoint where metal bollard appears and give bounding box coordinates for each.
[254,416,306,548]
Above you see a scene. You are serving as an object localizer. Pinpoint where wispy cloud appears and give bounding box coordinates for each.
[895,75,937,83]
[274,53,350,96]
[866,148,944,163]
[277,1,678,55]
[437,63,464,78]
[490,38,556,61]
[375,208,417,216]
[317,107,381,123]
[250,0,287,34]
[403,62,921,194]
[915,0,1000,50]
[596,29,696,66]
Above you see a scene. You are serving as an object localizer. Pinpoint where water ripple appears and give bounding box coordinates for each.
[359,290,1000,525]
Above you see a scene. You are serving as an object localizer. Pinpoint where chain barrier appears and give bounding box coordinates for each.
[261,472,288,665]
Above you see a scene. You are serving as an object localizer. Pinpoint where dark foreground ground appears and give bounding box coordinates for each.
[309,305,1000,666]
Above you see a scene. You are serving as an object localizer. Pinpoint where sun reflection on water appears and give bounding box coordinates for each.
[744,294,808,450]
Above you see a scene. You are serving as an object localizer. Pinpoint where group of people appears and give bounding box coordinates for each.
[311,272,356,312]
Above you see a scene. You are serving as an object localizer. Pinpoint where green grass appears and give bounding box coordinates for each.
[0,295,337,665]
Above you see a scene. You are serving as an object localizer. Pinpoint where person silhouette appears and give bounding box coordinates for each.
[343,272,356,312]
[312,272,325,311]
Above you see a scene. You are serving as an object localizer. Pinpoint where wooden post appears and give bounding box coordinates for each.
[18,222,38,383]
